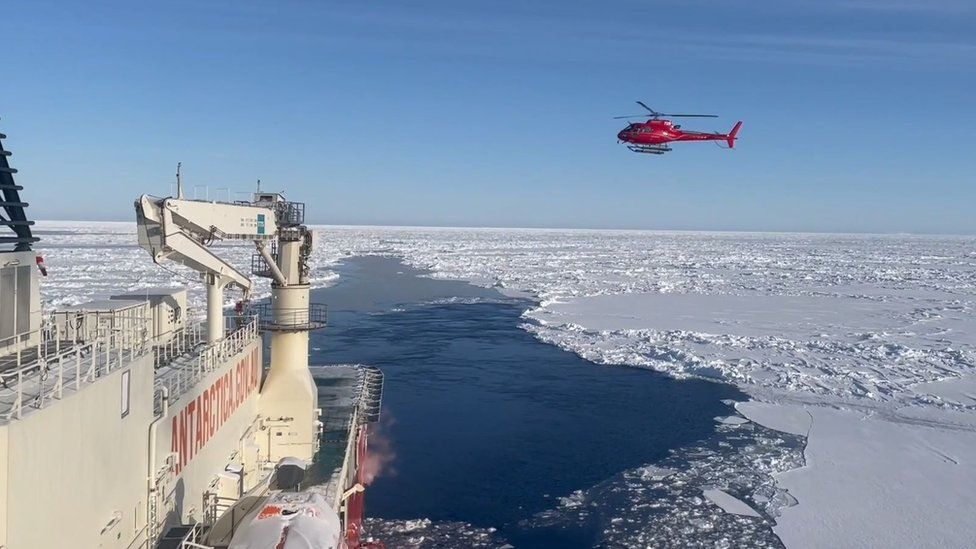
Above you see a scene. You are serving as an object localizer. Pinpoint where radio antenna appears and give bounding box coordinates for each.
[176,162,184,199]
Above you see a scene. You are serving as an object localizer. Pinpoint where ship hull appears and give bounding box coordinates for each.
[153,340,265,531]
[0,333,266,549]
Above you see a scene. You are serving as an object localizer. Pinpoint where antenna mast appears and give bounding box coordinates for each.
[176,162,184,199]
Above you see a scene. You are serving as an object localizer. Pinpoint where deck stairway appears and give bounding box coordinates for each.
[155,523,215,549]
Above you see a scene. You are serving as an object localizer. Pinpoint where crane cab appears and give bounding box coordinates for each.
[253,191,287,205]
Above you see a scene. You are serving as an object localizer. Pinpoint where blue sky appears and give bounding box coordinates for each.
[4,0,975,233]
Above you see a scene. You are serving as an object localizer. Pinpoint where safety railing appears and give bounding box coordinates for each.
[203,492,239,529]
[250,243,277,278]
[201,492,250,545]
[0,321,58,373]
[250,303,327,331]
[154,316,260,409]
[153,322,206,369]
[274,200,304,226]
[0,307,150,372]
[359,366,384,425]
[177,523,213,549]
[0,317,152,421]
[312,365,384,512]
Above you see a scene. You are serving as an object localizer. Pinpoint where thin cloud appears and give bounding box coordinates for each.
[832,0,976,14]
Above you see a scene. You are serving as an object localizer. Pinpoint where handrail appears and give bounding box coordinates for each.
[0,317,152,420]
[0,313,259,421]
[176,522,214,549]
[154,316,260,408]
[0,316,68,374]
[1,308,153,373]
[250,303,327,331]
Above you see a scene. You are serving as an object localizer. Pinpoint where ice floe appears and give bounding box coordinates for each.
[36,223,976,547]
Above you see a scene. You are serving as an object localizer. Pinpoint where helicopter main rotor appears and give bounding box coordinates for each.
[613,101,719,120]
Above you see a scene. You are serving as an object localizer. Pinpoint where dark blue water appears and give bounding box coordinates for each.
[310,257,747,547]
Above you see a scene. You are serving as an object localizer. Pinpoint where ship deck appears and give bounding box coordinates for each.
[168,364,383,549]
[0,337,148,422]
[151,318,258,412]
[0,339,77,374]
[0,316,259,422]
[309,365,371,502]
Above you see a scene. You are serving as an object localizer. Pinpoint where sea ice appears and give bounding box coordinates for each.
[734,402,811,436]
[314,226,975,548]
[767,405,976,549]
[714,415,750,425]
[703,488,762,518]
[35,222,976,548]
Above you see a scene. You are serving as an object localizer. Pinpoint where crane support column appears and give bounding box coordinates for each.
[243,195,324,464]
[260,235,321,463]
[269,239,309,376]
[205,274,226,343]
[270,239,309,375]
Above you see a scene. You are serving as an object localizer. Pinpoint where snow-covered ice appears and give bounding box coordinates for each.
[714,415,750,425]
[770,405,976,549]
[703,488,762,518]
[734,401,811,436]
[34,222,976,547]
[318,226,976,548]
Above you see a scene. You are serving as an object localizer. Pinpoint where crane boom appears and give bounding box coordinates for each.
[135,195,278,293]
[135,194,280,341]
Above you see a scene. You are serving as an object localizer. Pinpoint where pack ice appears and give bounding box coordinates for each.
[37,222,976,548]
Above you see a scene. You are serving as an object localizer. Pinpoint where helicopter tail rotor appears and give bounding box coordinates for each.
[727,121,743,149]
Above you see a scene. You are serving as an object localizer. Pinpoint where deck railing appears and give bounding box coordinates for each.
[0,316,151,420]
[0,312,260,421]
[250,303,327,331]
[154,315,260,409]
[177,523,213,549]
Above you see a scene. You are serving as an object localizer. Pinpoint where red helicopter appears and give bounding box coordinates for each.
[615,101,742,155]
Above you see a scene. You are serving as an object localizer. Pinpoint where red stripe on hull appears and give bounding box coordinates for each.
[346,425,385,548]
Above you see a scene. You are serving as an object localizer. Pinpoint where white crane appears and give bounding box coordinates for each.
[133,166,304,342]
[135,192,279,342]
[135,173,323,463]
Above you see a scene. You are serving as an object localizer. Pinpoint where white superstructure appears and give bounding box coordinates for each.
[0,129,381,549]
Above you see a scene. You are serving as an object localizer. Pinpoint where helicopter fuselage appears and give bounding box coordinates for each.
[616,119,742,154]
[617,120,722,145]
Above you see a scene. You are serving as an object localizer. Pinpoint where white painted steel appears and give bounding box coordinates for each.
[206,274,225,343]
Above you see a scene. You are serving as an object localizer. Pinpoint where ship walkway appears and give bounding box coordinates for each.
[0,338,80,374]
[155,525,198,549]
[309,365,383,508]
[152,316,259,411]
[0,313,260,421]
[0,324,151,421]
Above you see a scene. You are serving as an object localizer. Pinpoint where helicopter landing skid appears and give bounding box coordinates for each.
[627,144,672,154]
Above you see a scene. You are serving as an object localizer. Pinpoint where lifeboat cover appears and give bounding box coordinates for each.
[228,491,341,549]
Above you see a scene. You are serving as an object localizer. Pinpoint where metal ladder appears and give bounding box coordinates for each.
[0,124,39,251]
